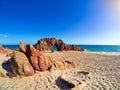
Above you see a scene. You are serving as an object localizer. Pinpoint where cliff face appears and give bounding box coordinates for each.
[35,38,84,52]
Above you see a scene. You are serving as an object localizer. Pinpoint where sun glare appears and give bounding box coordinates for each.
[109,0,120,21]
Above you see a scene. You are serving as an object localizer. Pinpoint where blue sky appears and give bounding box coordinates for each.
[0,0,120,45]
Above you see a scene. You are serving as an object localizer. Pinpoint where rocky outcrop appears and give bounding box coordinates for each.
[9,41,76,77]
[0,45,11,54]
[50,58,75,71]
[10,51,34,76]
[27,44,75,71]
[35,38,84,52]
[19,42,27,54]
[27,44,52,71]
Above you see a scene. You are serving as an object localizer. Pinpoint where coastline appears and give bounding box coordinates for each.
[2,44,120,53]
[50,50,120,55]
[84,51,120,55]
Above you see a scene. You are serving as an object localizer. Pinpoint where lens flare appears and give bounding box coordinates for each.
[113,0,120,15]
[108,0,120,22]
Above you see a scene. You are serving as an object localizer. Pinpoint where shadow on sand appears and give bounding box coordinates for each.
[55,77,74,90]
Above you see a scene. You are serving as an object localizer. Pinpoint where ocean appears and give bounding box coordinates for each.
[2,45,120,53]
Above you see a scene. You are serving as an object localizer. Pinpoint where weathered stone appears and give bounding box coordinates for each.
[0,45,11,54]
[6,72,17,78]
[0,71,6,78]
[27,44,52,71]
[10,51,34,76]
[50,58,75,70]
[60,75,82,89]
[19,42,27,54]
[27,44,75,71]
[35,38,84,52]
[8,41,76,77]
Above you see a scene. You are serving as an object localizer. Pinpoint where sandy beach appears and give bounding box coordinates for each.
[0,51,120,90]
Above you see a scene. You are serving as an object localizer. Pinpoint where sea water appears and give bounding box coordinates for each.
[2,45,120,53]
[78,45,120,52]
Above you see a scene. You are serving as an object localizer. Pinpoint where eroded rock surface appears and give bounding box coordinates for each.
[19,42,27,54]
[50,58,75,71]
[8,41,76,77]
[27,44,75,71]
[35,38,84,52]
[0,45,11,54]
[10,51,34,76]
[27,44,52,71]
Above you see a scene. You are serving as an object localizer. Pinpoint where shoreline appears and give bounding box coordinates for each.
[51,50,120,56]
[84,51,120,55]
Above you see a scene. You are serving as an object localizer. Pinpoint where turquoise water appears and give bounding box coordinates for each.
[78,45,120,52]
[2,45,120,52]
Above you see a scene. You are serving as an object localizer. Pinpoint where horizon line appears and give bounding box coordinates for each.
[1,44,120,46]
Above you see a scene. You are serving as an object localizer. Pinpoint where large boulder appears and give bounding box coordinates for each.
[19,42,27,54]
[27,44,75,71]
[35,38,84,52]
[27,44,52,71]
[10,51,34,76]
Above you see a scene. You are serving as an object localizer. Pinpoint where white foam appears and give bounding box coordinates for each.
[85,51,120,55]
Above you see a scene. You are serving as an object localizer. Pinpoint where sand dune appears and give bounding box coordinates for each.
[0,51,120,90]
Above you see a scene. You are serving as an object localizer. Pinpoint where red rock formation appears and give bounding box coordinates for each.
[50,58,75,71]
[27,44,75,71]
[27,44,52,71]
[35,38,84,52]
[9,41,76,77]
[19,42,27,54]
[0,45,11,54]
[10,51,34,76]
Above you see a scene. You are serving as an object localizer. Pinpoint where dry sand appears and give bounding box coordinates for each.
[0,51,120,90]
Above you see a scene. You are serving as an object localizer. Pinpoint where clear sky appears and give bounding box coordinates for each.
[0,0,120,45]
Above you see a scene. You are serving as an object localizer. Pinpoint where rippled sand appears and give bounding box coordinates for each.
[0,51,120,90]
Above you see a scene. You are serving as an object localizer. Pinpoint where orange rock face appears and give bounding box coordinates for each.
[0,45,11,54]
[19,42,27,54]
[35,38,84,52]
[27,44,52,71]
[10,51,34,76]
[9,40,76,77]
[50,58,75,70]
